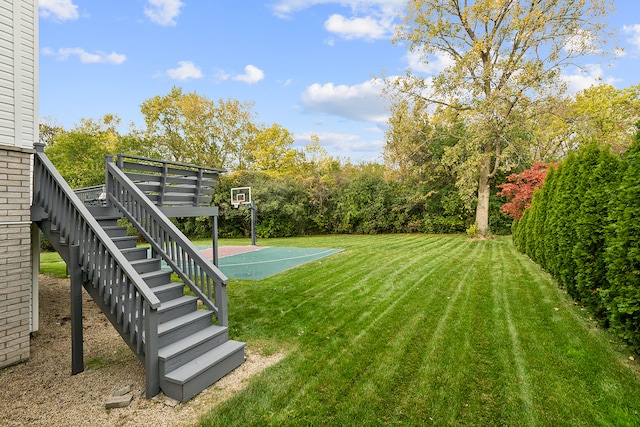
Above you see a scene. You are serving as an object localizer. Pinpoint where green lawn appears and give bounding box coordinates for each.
[39,251,67,278]
[193,234,640,426]
[38,234,640,425]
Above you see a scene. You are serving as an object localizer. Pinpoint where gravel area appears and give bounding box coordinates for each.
[0,275,284,427]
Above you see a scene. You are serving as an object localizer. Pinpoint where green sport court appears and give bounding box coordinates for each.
[199,246,343,280]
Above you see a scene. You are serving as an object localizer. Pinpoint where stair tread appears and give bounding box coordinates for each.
[130,257,161,265]
[158,325,227,360]
[141,270,171,279]
[93,215,122,221]
[121,247,148,253]
[163,340,246,384]
[152,282,184,292]
[159,295,197,312]
[158,310,212,335]
[111,235,138,241]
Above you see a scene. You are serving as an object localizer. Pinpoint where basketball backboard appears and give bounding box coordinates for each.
[230,187,251,208]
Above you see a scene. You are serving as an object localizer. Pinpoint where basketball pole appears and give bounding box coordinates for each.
[212,214,219,267]
[250,200,257,246]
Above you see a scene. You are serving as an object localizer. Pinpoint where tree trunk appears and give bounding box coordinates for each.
[475,156,492,237]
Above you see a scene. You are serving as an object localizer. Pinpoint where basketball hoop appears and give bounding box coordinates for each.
[229,186,256,245]
[230,187,250,209]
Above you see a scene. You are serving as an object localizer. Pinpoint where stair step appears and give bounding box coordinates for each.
[87,206,120,217]
[158,310,213,348]
[102,225,127,238]
[141,270,172,287]
[92,214,122,227]
[158,296,198,323]
[158,325,229,375]
[120,247,149,261]
[111,235,138,249]
[162,340,246,402]
[130,257,161,274]
[153,282,185,303]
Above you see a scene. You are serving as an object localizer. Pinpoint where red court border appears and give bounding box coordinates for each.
[200,245,265,260]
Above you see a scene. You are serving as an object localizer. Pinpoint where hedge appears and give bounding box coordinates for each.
[513,132,640,350]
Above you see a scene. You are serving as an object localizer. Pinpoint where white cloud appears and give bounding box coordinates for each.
[272,0,401,43]
[562,64,617,95]
[39,0,79,22]
[43,47,126,64]
[232,65,265,84]
[145,0,184,26]
[324,14,388,41]
[564,29,598,54]
[271,0,405,19]
[301,78,390,124]
[294,130,384,157]
[623,24,640,51]
[405,50,455,74]
[166,61,203,80]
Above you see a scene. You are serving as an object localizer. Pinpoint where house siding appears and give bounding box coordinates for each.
[0,0,37,369]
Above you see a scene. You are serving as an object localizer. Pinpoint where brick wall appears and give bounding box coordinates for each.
[0,146,33,368]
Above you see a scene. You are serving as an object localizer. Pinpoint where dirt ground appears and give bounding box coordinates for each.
[0,275,284,427]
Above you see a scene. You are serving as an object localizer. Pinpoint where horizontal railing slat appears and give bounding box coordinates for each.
[117,154,221,210]
[120,155,226,174]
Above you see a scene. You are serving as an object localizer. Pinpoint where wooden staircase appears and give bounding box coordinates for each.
[94,207,245,402]
[32,144,245,402]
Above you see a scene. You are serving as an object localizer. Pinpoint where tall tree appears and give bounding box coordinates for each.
[39,117,64,146]
[392,0,613,236]
[244,123,301,174]
[45,115,149,188]
[567,83,640,152]
[140,87,258,169]
[384,97,434,185]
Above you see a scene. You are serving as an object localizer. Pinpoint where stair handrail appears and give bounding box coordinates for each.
[105,156,229,326]
[32,143,161,397]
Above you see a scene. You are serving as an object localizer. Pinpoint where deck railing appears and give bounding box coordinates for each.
[32,144,161,397]
[74,184,106,206]
[105,156,229,326]
[115,154,225,217]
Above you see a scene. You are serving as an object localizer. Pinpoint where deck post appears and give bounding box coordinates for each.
[104,154,113,208]
[144,301,160,398]
[70,245,84,375]
[212,215,219,267]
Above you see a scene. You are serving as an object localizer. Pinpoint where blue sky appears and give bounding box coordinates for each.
[39,0,640,163]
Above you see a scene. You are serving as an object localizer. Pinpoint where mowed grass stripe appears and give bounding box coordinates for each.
[255,234,451,311]
[201,235,640,427]
[238,235,461,344]
[382,239,492,424]
[491,239,536,425]
[504,240,640,425]
[278,237,482,424]
[261,236,472,422]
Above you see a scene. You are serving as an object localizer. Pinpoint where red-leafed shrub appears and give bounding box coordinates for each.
[497,162,557,220]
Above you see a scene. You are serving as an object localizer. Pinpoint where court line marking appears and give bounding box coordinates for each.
[219,249,341,267]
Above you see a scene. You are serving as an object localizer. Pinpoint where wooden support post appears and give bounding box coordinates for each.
[70,245,84,375]
[212,215,219,267]
[214,281,228,327]
[144,301,160,398]
[105,154,113,208]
